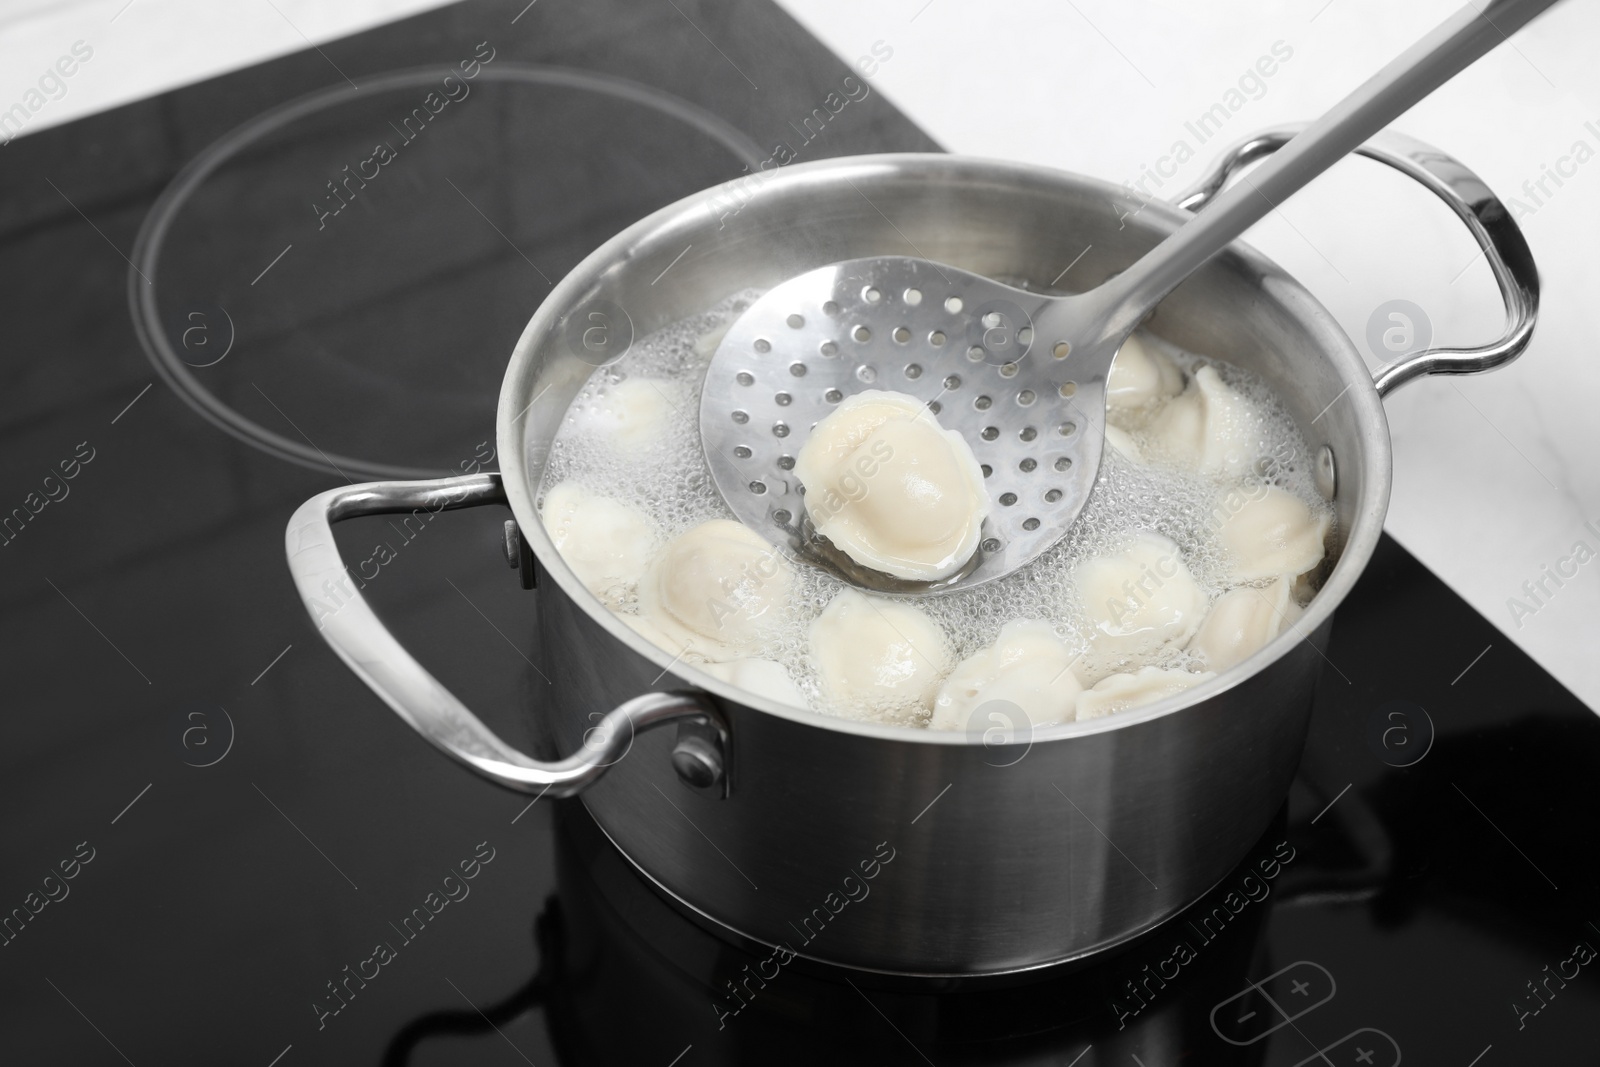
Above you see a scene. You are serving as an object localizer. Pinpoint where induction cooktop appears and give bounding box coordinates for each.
[1,1,1596,1064]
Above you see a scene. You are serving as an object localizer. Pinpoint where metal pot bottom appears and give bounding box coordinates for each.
[567,797,1288,987]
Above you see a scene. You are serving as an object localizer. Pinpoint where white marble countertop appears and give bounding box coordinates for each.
[5,0,1596,709]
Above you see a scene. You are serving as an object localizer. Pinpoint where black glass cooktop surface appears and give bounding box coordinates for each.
[1,2,1596,1064]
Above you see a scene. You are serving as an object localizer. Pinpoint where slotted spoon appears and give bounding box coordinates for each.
[700,0,1557,593]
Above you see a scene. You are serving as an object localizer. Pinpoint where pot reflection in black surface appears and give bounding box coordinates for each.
[379,904,564,1067]
[385,801,1285,1066]
[381,712,1600,1064]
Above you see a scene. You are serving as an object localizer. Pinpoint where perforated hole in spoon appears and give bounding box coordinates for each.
[700,256,1110,593]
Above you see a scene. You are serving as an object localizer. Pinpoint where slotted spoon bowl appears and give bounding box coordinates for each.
[699,256,1094,592]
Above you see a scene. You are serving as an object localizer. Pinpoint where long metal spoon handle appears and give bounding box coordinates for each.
[1093,0,1561,336]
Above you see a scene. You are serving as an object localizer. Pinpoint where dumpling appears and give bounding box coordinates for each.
[541,482,657,606]
[809,589,951,717]
[1073,531,1209,662]
[930,620,1085,731]
[637,519,790,662]
[699,658,807,708]
[794,390,988,581]
[620,612,690,657]
[1188,577,1303,672]
[621,616,807,710]
[1075,666,1214,720]
[1106,332,1185,426]
[1216,487,1331,582]
[574,377,686,455]
[1104,423,1145,464]
[1143,365,1260,477]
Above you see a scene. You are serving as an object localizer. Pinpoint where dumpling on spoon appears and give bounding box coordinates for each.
[930,620,1085,731]
[809,588,951,718]
[794,390,989,582]
[540,482,657,607]
[637,519,791,662]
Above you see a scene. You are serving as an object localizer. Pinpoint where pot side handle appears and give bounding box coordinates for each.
[1176,126,1539,398]
[285,472,717,797]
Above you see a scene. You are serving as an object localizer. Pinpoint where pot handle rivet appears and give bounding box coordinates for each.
[1314,445,1337,500]
[671,719,729,797]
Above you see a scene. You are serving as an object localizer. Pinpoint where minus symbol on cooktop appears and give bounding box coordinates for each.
[1235,1010,1256,1023]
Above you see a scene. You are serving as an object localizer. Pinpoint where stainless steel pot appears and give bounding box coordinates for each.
[285,129,1536,976]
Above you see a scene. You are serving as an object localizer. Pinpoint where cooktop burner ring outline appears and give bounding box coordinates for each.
[128,62,767,480]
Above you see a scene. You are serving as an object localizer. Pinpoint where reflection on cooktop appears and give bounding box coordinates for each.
[0,0,1595,1064]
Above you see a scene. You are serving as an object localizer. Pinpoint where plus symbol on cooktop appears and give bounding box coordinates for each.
[1290,979,1312,996]
[1355,1049,1375,1064]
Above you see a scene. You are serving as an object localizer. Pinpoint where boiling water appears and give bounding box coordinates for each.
[542,292,1332,727]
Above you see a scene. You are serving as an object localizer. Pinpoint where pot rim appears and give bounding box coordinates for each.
[498,152,1390,745]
